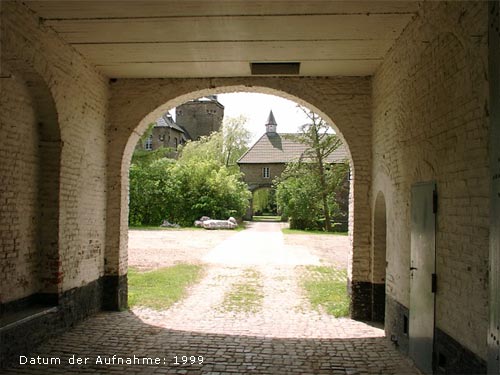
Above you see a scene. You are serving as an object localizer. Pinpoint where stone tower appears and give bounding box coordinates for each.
[175,96,224,140]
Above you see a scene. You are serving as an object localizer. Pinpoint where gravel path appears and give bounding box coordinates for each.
[128,228,235,271]
[131,222,374,339]
[128,222,349,270]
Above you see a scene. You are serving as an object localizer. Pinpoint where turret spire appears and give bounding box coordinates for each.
[265,110,277,133]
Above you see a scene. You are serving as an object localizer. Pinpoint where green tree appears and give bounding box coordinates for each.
[178,115,250,170]
[275,107,348,231]
[170,158,250,226]
[128,116,251,227]
[252,188,277,215]
[128,158,179,226]
[222,115,251,167]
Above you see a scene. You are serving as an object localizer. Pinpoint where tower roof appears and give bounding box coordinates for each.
[266,110,277,126]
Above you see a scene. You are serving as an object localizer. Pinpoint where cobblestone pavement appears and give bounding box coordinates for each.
[4,223,420,374]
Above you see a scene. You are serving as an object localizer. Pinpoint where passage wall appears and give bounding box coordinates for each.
[372,1,489,370]
[0,1,109,364]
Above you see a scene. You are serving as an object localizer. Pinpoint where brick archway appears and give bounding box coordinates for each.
[105,78,373,318]
[0,62,62,362]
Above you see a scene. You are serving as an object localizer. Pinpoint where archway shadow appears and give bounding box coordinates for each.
[3,310,419,374]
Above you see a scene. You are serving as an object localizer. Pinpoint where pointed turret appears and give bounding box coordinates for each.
[265,110,277,133]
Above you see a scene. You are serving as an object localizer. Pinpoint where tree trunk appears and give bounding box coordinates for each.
[318,161,331,232]
[312,126,331,232]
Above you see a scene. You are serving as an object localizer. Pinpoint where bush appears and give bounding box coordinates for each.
[275,162,348,231]
[129,127,251,227]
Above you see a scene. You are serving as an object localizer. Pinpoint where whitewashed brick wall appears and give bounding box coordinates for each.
[0,1,109,299]
[372,0,489,359]
[0,72,40,302]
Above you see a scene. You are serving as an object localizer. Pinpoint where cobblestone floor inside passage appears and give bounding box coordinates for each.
[4,223,421,374]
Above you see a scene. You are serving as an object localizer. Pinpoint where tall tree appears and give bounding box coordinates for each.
[178,115,250,170]
[281,107,346,231]
[222,115,251,167]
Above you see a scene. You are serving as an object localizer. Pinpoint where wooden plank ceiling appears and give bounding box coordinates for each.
[25,1,419,78]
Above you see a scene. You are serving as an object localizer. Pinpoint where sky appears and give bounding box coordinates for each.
[216,93,312,143]
[170,92,326,144]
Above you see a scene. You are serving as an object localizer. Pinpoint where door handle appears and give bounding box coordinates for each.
[410,267,418,271]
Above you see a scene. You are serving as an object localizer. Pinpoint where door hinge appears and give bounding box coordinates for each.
[432,273,437,293]
[433,189,438,214]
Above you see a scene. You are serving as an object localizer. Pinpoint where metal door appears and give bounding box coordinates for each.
[409,181,436,374]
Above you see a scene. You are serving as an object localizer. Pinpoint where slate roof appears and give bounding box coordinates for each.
[156,113,188,134]
[237,132,349,164]
[266,110,277,126]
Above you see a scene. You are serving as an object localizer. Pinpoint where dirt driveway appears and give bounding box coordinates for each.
[131,222,355,339]
[128,228,235,271]
[128,222,349,271]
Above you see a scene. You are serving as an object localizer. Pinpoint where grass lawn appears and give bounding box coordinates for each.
[282,228,348,235]
[130,223,247,231]
[300,265,349,317]
[129,225,203,231]
[128,264,204,310]
[220,268,263,313]
[252,215,282,222]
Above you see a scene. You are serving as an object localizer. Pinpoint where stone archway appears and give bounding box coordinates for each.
[0,62,62,304]
[246,185,276,220]
[105,77,372,319]
[0,62,62,363]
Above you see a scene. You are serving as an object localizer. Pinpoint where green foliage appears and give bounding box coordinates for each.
[170,158,251,226]
[128,115,251,226]
[275,161,348,230]
[274,107,349,231]
[178,115,250,171]
[129,158,179,226]
[252,188,277,215]
[178,132,224,165]
[282,228,348,235]
[131,147,174,166]
[128,264,204,310]
[300,266,349,317]
[252,215,282,222]
[222,115,251,167]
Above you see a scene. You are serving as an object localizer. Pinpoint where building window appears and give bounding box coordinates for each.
[262,167,270,179]
[145,135,153,150]
[159,134,165,141]
[174,137,178,149]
